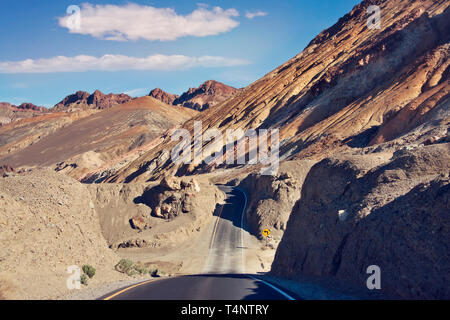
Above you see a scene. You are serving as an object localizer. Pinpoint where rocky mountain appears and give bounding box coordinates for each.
[149,80,240,111]
[52,90,132,111]
[149,88,179,105]
[100,0,448,184]
[0,102,47,126]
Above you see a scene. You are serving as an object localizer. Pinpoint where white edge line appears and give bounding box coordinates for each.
[236,187,295,301]
[248,275,296,301]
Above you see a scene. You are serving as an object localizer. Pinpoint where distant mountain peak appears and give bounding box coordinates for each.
[0,102,46,126]
[148,88,179,105]
[149,80,239,111]
[53,90,132,111]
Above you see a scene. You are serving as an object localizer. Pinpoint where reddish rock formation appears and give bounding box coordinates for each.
[16,103,46,112]
[149,80,239,111]
[87,90,132,109]
[149,88,179,105]
[173,80,240,111]
[54,91,90,109]
[53,90,132,111]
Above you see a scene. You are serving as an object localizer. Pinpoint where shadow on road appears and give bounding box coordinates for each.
[214,186,247,230]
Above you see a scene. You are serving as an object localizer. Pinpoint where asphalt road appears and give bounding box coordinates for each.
[102,186,295,300]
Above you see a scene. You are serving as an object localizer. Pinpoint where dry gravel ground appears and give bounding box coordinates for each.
[0,169,129,299]
[0,169,226,300]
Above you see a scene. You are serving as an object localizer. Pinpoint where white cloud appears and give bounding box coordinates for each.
[245,11,268,19]
[0,54,250,74]
[58,3,240,41]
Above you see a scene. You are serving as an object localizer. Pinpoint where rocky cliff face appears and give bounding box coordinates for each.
[149,80,240,111]
[271,144,450,299]
[52,90,132,111]
[238,160,315,240]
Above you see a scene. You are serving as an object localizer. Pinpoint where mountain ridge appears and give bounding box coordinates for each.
[52,89,133,111]
[149,80,240,111]
[96,0,448,183]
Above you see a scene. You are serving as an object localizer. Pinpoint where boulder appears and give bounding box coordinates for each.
[181,178,201,193]
[190,179,201,192]
[161,176,181,191]
[153,207,164,218]
[161,203,172,214]
[130,215,150,231]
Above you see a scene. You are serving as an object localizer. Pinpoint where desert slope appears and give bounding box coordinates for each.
[0,169,124,299]
[99,0,449,183]
[0,97,197,180]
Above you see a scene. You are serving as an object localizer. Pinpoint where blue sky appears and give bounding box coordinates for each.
[0,0,360,107]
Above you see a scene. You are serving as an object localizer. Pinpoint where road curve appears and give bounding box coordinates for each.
[102,186,295,300]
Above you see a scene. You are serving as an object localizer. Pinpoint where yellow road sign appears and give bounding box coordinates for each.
[262,228,271,237]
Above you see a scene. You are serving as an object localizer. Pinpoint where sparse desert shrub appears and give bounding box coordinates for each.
[80,274,88,286]
[126,268,138,277]
[115,259,134,274]
[82,265,96,278]
[115,259,164,278]
[133,264,149,275]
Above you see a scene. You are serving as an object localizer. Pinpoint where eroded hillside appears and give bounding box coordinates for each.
[94,0,448,184]
[0,97,197,180]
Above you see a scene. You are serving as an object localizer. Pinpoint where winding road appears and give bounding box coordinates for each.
[101,186,296,300]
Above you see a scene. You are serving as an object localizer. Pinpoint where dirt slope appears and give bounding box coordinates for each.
[0,169,126,299]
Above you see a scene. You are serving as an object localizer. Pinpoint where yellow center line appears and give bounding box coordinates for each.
[103,279,156,300]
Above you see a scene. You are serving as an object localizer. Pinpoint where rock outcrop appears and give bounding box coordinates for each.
[52,90,132,111]
[173,80,240,111]
[0,164,15,177]
[149,80,239,111]
[271,144,450,299]
[143,177,202,221]
[0,102,47,126]
[149,88,179,105]
[239,160,315,240]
